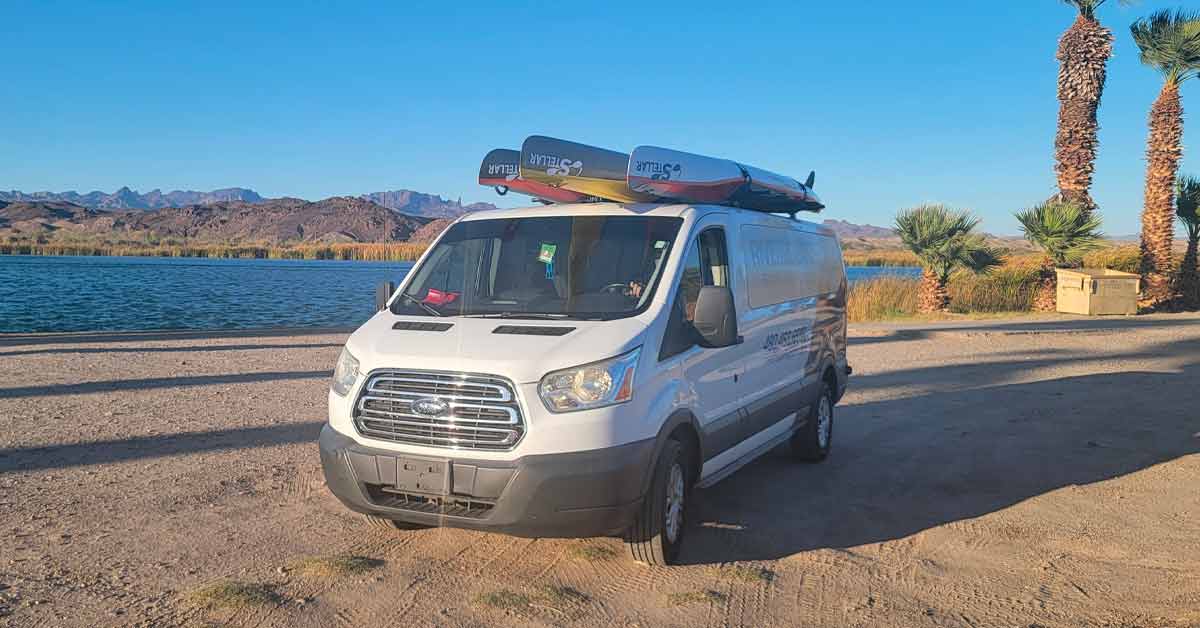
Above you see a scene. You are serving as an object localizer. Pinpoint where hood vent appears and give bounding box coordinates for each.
[392,321,454,332]
[492,325,575,337]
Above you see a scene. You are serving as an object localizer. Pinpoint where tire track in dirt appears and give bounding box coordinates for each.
[713,562,776,628]
[784,548,878,628]
[278,464,325,504]
[173,521,424,628]
[537,540,629,625]
[791,570,834,628]
[328,528,510,627]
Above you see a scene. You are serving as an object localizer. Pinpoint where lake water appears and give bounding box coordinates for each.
[0,256,921,333]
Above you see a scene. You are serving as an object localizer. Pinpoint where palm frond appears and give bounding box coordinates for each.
[1015,199,1105,266]
[1061,0,1104,20]
[895,204,1001,282]
[1130,9,1200,83]
[1060,0,1133,20]
[1178,174,1200,238]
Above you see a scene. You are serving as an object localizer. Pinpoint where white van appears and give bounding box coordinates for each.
[320,202,848,565]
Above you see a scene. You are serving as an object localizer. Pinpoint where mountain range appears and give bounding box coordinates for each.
[0,197,431,244]
[0,187,499,219]
[0,187,264,211]
[0,186,904,246]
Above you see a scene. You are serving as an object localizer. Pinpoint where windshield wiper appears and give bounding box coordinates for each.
[461,312,570,320]
[396,293,444,317]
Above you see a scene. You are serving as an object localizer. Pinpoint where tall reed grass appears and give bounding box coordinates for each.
[846,276,919,322]
[946,265,1039,313]
[840,250,919,267]
[1081,245,1140,273]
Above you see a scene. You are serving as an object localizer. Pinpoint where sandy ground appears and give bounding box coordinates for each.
[0,316,1198,628]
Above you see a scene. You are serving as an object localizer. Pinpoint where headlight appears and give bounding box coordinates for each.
[331,347,360,397]
[539,347,640,413]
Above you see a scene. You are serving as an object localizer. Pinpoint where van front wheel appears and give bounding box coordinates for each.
[791,380,834,462]
[625,439,687,566]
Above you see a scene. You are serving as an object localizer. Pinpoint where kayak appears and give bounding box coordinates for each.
[628,145,822,213]
[478,148,600,204]
[478,136,822,214]
[518,136,658,203]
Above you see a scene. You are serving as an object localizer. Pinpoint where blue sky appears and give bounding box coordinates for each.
[1,0,1194,235]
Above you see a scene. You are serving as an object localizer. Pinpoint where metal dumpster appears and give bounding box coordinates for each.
[1055,268,1139,315]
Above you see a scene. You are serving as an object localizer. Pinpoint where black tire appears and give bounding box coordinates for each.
[625,439,688,566]
[364,514,429,531]
[791,379,834,462]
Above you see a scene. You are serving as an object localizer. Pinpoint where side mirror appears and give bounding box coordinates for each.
[376,281,395,312]
[693,285,740,348]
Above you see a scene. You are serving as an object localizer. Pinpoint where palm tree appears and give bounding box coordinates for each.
[1131,9,1200,304]
[895,204,1004,313]
[1015,199,1105,310]
[1054,1,1122,209]
[1175,174,1200,305]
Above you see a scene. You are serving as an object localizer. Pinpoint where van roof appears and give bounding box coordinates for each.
[459,202,691,221]
[458,202,835,236]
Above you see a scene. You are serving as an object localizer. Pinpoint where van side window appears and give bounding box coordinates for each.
[677,245,703,323]
[660,228,730,360]
[697,229,730,294]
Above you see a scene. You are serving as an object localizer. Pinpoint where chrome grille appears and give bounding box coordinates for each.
[353,370,524,451]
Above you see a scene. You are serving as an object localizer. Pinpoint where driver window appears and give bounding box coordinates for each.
[678,245,703,322]
[681,229,730,322]
[661,227,730,359]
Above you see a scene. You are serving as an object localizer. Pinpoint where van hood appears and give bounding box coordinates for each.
[344,312,651,384]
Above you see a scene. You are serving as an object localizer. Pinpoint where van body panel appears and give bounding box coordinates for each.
[687,211,847,484]
[320,425,652,538]
[344,310,652,386]
[321,201,849,538]
[666,213,756,464]
[699,415,795,480]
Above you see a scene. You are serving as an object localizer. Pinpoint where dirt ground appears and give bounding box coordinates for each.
[1,315,1198,628]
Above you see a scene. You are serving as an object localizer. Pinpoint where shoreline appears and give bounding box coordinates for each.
[0,242,427,262]
[0,248,927,267]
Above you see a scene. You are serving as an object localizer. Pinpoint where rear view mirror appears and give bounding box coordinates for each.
[376,281,395,312]
[693,286,740,348]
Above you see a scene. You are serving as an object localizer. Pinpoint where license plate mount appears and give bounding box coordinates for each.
[394,456,451,496]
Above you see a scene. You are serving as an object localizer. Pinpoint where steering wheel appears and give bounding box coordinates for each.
[601,283,629,294]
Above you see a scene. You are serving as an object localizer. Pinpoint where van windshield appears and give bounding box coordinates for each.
[393,215,684,320]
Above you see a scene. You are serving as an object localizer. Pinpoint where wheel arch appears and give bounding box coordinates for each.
[640,409,703,494]
[818,350,845,403]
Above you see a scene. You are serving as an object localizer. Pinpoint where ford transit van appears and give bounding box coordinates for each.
[319,202,848,565]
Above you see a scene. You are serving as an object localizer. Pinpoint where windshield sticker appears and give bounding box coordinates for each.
[654,240,667,249]
[537,243,557,264]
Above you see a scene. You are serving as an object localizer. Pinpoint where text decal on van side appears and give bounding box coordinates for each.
[762,325,812,354]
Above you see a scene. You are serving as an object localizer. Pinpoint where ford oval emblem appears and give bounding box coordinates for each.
[411,397,450,417]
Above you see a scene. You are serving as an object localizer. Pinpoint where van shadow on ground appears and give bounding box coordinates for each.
[0,422,325,474]
[681,335,1200,565]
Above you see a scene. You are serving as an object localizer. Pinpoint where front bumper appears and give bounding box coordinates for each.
[319,425,654,538]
